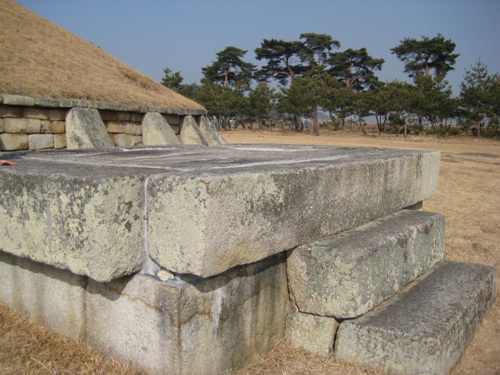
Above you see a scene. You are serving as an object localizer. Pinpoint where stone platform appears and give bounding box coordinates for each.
[0,144,440,280]
[0,144,495,375]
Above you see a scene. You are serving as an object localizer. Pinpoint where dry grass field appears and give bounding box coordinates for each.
[1,129,499,375]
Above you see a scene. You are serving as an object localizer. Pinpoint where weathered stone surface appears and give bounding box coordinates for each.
[4,118,41,133]
[2,94,35,106]
[0,133,28,150]
[106,121,122,133]
[334,260,498,375]
[142,112,180,145]
[35,97,60,107]
[0,167,145,282]
[86,253,288,375]
[41,120,65,134]
[0,118,4,133]
[286,304,338,356]
[0,145,440,279]
[199,115,226,145]
[47,108,67,121]
[164,114,181,125]
[129,112,143,123]
[180,115,208,145]
[53,134,67,149]
[23,107,49,120]
[0,251,87,340]
[0,105,23,118]
[66,108,114,149]
[58,99,89,108]
[99,109,119,122]
[121,122,139,135]
[113,133,136,147]
[29,134,54,150]
[288,210,445,319]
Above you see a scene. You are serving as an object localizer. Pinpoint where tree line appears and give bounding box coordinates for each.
[161,33,500,138]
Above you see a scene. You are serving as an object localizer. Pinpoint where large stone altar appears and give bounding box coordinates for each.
[0,144,496,375]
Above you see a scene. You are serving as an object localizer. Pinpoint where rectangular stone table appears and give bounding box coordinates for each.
[0,144,440,281]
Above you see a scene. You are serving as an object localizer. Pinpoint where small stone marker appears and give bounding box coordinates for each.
[142,112,180,145]
[65,107,113,149]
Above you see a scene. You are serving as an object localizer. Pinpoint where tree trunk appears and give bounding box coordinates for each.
[375,115,386,133]
[476,119,480,137]
[403,112,407,138]
[313,107,320,136]
[217,114,222,131]
[293,114,302,132]
[357,109,367,135]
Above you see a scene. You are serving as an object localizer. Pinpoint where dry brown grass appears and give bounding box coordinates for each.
[0,304,146,375]
[0,0,204,111]
[226,128,500,375]
[1,128,499,375]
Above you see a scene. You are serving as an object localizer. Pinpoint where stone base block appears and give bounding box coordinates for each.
[29,134,54,150]
[0,133,28,150]
[334,260,498,375]
[0,250,87,340]
[288,210,445,319]
[285,304,338,357]
[86,253,288,375]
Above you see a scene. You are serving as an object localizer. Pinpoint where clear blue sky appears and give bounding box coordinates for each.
[16,0,500,96]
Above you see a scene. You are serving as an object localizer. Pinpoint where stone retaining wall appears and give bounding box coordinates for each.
[0,94,208,151]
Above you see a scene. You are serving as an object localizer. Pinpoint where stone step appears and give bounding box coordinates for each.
[287,210,445,319]
[334,260,498,375]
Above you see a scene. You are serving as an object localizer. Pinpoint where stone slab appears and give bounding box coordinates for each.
[334,260,498,375]
[29,133,54,150]
[199,115,226,145]
[0,133,28,150]
[180,115,208,145]
[0,250,87,340]
[286,303,338,356]
[0,165,145,282]
[4,118,41,133]
[1,94,35,106]
[288,210,445,319]
[65,107,114,149]
[142,111,180,145]
[86,253,288,375]
[0,144,440,279]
